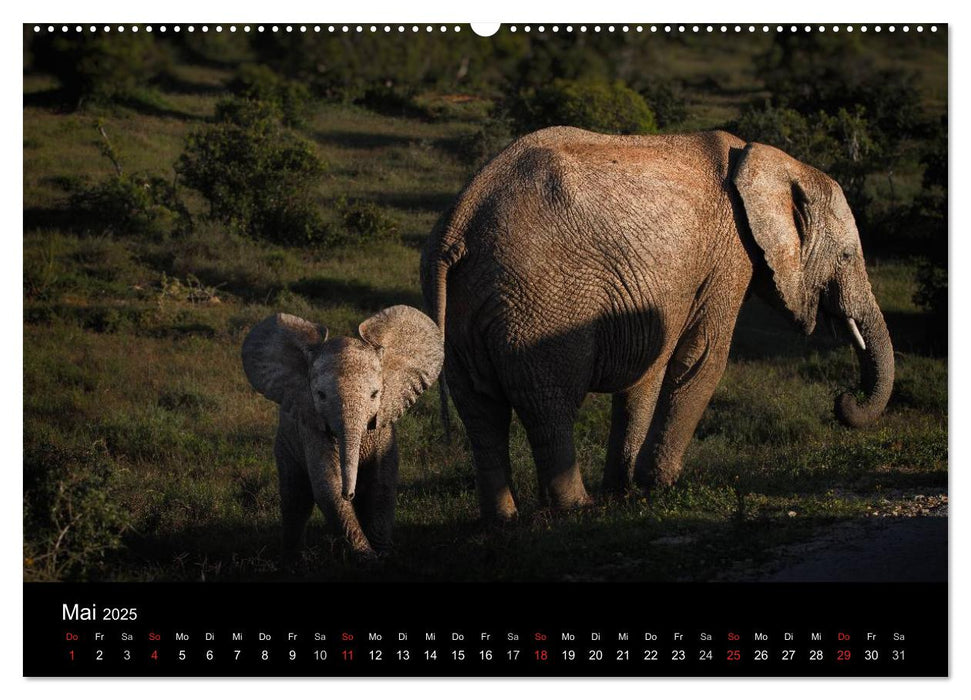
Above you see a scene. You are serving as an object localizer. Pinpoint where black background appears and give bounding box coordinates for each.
[24,581,947,677]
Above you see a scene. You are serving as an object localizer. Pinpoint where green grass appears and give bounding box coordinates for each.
[23,48,946,583]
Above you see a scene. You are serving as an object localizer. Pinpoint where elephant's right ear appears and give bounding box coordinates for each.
[241,313,329,405]
[732,142,818,334]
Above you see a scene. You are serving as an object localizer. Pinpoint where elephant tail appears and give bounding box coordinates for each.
[421,225,467,444]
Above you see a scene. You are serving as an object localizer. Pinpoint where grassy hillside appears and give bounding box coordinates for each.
[23,33,947,582]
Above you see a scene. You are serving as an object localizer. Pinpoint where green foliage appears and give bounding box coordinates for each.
[639,81,689,130]
[456,117,514,170]
[31,32,171,107]
[735,103,879,216]
[914,261,947,319]
[508,79,658,135]
[910,116,947,338]
[174,31,254,66]
[69,172,190,239]
[759,34,926,144]
[23,442,130,580]
[230,63,313,128]
[357,83,428,119]
[64,120,191,239]
[175,98,328,245]
[331,196,400,246]
[249,32,498,101]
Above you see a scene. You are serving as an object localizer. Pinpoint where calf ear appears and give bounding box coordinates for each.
[358,306,444,426]
[242,313,328,406]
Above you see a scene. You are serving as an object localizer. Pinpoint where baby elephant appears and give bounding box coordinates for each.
[242,305,443,561]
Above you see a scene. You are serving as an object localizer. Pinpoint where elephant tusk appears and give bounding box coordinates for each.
[846,318,866,351]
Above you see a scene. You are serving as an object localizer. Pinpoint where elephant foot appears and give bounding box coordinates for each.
[633,474,680,498]
[634,457,684,492]
[477,474,519,521]
[369,539,394,554]
[547,469,593,510]
[552,492,595,510]
[352,545,381,566]
[479,492,519,522]
[549,485,595,510]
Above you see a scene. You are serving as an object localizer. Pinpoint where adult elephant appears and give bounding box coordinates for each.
[421,127,893,520]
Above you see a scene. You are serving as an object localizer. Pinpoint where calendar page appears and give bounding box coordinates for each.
[22,21,948,677]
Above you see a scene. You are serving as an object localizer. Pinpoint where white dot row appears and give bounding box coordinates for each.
[31,24,939,34]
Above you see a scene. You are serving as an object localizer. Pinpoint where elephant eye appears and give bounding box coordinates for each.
[317,390,327,401]
[371,389,380,400]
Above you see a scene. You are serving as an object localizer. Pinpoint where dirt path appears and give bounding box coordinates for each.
[762,516,947,582]
[719,494,948,582]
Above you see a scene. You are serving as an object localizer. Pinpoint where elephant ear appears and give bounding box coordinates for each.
[358,305,444,426]
[242,313,328,407]
[733,142,819,334]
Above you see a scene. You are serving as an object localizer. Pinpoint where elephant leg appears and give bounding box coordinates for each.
[634,321,731,490]
[448,364,517,520]
[307,464,373,557]
[603,369,666,494]
[275,440,314,563]
[518,398,592,509]
[604,372,666,494]
[354,438,399,553]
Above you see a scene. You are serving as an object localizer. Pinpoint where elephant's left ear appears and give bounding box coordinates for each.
[732,142,820,334]
[358,305,444,426]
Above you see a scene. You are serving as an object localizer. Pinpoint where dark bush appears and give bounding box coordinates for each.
[249,31,500,101]
[23,442,130,580]
[31,31,172,107]
[455,117,514,170]
[508,79,658,135]
[639,81,689,129]
[329,196,400,246]
[174,30,254,66]
[734,103,879,220]
[230,63,313,128]
[175,98,328,245]
[912,116,947,336]
[914,261,947,321]
[356,83,430,119]
[70,172,190,239]
[758,35,926,154]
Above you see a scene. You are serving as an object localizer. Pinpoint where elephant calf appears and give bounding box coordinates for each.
[422,127,893,520]
[242,306,443,560]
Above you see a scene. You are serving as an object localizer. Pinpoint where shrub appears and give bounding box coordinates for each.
[914,262,947,317]
[230,63,313,128]
[911,116,947,339]
[175,30,254,66]
[176,98,328,245]
[69,172,190,239]
[31,31,171,107]
[508,79,658,135]
[639,81,689,129]
[758,35,926,155]
[455,117,514,170]
[330,196,400,246]
[734,103,878,219]
[356,83,428,119]
[23,442,130,580]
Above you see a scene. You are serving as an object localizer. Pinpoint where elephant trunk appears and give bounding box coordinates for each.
[338,426,363,501]
[835,291,895,428]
